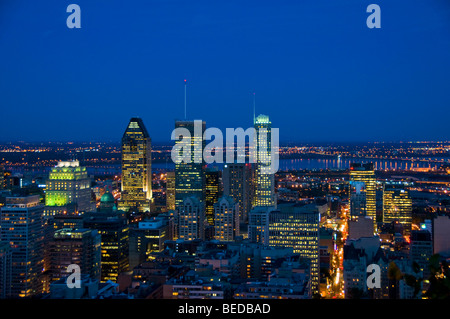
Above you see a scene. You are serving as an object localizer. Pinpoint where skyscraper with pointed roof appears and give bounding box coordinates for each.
[119,117,152,213]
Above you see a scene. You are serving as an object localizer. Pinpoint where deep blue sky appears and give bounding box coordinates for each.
[1,0,450,143]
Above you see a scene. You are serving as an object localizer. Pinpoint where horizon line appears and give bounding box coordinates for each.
[1,139,450,145]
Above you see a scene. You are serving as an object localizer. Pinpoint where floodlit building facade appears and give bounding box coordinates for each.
[45,160,94,217]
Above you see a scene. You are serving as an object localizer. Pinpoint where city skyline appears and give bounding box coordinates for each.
[2,0,450,307]
[1,1,450,143]
[1,123,450,300]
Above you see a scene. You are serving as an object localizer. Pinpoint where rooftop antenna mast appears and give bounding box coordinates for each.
[253,92,256,124]
[184,79,187,120]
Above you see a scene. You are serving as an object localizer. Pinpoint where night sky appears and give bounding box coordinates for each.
[1,0,450,143]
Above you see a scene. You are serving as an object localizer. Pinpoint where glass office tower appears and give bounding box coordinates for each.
[205,168,221,226]
[119,117,152,213]
[349,163,377,232]
[174,120,206,207]
[165,171,176,211]
[83,214,129,283]
[254,115,275,207]
[269,203,320,295]
[0,195,45,297]
[383,185,412,236]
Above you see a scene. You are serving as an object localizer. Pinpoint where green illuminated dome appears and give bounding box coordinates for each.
[100,192,115,203]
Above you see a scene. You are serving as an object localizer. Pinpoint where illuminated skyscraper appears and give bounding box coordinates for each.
[268,203,320,295]
[205,168,221,226]
[84,194,129,283]
[349,163,377,232]
[176,196,205,241]
[49,228,101,282]
[44,161,94,217]
[382,185,412,236]
[119,117,152,213]
[223,163,254,223]
[254,115,275,207]
[83,213,129,283]
[174,120,206,208]
[166,171,176,211]
[0,195,45,297]
[214,196,240,242]
[248,206,276,245]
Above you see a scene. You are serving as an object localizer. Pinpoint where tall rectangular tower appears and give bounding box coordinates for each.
[410,230,433,280]
[49,228,101,282]
[176,196,205,241]
[83,213,129,282]
[248,206,276,245]
[268,203,320,295]
[119,117,152,213]
[349,163,377,231]
[165,171,176,211]
[205,168,221,226]
[0,195,45,297]
[174,120,206,208]
[214,196,240,242]
[254,115,275,207]
[223,163,254,223]
[383,185,412,236]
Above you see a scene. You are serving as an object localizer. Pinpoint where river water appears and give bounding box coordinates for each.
[151,157,442,173]
[7,157,444,176]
